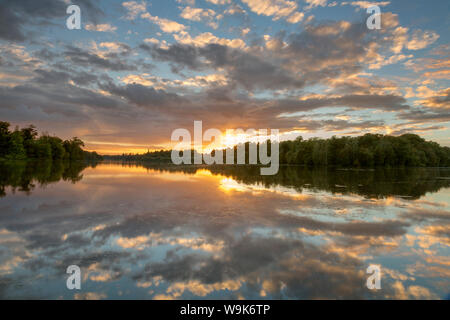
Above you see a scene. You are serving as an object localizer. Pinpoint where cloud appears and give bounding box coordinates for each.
[141,12,187,33]
[224,4,247,15]
[174,31,247,49]
[206,0,231,4]
[147,17,392,90]
[0,0,103,41]
[74,292,107,300]
[180,6,216,21]
[241,0,304,23]
[122,1,187,33]
[344,1,391,9]
[180,6,220,29]
[101,82,185,109]
[85,23,117,32]
[32,68,98,86]
[63,45,136,71]
[407,30,440,51]
[145,43,304,91]
[0,5,25,41]
[278,94,410,113]
[122,1,147,20]
[399,108,450,125]
[419,88,450,109]
[305,0,328,10]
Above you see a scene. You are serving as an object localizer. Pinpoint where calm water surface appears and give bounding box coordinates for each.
[0,162,449,299]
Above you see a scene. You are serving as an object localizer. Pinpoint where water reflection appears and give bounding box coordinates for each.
[0,162,449,299]
[0,160,98,197]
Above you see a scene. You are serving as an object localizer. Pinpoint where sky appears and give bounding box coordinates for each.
[0,0,449,154]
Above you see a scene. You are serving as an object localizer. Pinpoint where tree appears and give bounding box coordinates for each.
[40,135,65,159]
[8,130,26,159]
[0,123,101,162]
[63,137,85,160]
[0,121,11,158]
[34,138,52,159]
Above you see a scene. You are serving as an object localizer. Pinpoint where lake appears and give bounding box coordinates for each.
[0,161,449,299]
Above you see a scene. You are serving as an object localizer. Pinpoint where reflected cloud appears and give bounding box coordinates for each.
[0,163,448,299]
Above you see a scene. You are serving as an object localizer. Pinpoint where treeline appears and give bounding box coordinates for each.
[105,133,450,168]
[214,133,450,167]
[104,149,172,162]
[0,122,103,161]
[279,134,450,167]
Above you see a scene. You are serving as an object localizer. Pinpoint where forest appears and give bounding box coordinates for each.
[106,133,450,168]
[278,134,450,167]
[3,121,448,168]
[0,121,102,161]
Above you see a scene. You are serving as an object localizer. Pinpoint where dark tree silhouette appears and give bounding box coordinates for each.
[0,121,102,161]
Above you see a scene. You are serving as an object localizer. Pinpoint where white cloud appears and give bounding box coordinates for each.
[122,1,147,20]
[144,38,160,45]
[343,1,390,9]
[407,30,440,51]
[305,0,328,10]
[99,42,124,52]
[181,7,216,21]
[85,24,117,32]
[174,31,247,49]
[241,0,304,24]
[176,0,196,5]
[180,6,220,29]
[286,11,304,23]
[144,38,169,49]
[206,0,231,4]
[224,4,246,15]
[142,12,187,33]
[369,53,413,70]
[242,28,251,36]
[391,26,409,54]
[123,1,187,33]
